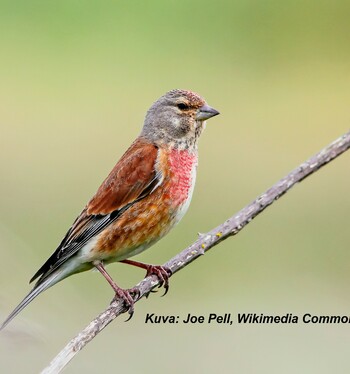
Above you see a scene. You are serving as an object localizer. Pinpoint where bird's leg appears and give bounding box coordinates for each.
[120,259,172,296]
[94,261,139,319]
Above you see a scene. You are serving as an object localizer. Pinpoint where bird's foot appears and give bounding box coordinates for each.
[94,261,139,320]
[119,260,172,296]
[111,287,140,321]
[145,265,172,296]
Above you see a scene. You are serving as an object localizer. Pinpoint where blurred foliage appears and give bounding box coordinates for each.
[0,1,349,373]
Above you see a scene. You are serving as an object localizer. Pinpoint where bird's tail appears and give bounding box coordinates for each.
[0,271,63,331]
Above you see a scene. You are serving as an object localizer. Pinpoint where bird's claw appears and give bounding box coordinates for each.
[144,289,158,299]
[146,265,172,296]
[111,287,140,321]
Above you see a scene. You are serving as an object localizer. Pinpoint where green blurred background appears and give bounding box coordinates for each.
[0,0,349,373]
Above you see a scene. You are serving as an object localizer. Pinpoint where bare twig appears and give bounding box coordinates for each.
[42,130,350,374]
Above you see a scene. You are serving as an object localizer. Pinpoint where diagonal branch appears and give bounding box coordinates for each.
[41,130,350,374]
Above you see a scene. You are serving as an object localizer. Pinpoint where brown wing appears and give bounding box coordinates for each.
[87,140,160,215]
[30,139,161,284]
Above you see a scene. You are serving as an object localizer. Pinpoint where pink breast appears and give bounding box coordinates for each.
[168,149,197,206]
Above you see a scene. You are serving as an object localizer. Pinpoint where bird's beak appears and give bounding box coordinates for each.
[196,103,220,121]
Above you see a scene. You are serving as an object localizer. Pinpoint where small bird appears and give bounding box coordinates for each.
[0,89,219,330]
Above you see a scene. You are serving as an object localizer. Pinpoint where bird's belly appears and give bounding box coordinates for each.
[89,191,175,262]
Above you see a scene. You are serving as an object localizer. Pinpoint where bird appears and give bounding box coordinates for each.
[0,89,219,330]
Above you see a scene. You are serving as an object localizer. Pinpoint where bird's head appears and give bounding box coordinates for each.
[141,89,219,151]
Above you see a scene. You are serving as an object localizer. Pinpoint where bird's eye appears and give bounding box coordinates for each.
[177,103,189,110]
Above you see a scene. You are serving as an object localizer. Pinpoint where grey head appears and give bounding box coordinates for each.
[141,89,219,151]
